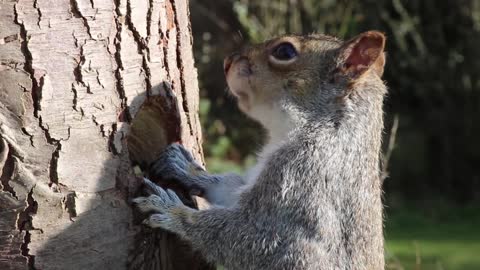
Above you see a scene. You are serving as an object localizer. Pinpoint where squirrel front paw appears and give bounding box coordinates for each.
[133,179,183,213]
[150,143,205,188]
[133,178,193,234]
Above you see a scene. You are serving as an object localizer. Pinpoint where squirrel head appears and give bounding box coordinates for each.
[224,31,386,132]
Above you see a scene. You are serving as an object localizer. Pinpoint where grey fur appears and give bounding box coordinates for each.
[134,32,387,270]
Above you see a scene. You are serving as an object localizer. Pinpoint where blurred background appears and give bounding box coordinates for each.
[189,0,480,269]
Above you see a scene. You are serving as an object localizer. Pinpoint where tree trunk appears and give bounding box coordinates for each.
[0,0,213,269]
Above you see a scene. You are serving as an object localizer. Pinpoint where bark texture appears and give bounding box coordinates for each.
[0,0,211,269]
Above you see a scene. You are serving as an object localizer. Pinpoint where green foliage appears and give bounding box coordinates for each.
[199,94,257,173]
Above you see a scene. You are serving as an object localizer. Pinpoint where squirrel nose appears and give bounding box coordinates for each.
[224,52,241,75]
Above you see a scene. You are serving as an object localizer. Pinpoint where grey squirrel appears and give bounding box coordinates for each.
[133,31,387,270]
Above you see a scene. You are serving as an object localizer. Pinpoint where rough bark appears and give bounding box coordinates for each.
[0,0,212,269]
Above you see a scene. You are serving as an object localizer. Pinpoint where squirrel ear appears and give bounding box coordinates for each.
[337,31,386,79]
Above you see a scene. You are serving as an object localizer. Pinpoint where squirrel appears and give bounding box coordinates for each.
[133,30,387,270]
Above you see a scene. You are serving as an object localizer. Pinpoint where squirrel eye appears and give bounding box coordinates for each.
[270,42,298,61]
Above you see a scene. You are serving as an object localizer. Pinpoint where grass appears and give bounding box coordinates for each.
[385,205,480,270]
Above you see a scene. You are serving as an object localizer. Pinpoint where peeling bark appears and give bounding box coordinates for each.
[1,0,210,269]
